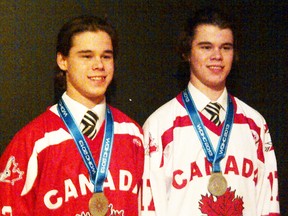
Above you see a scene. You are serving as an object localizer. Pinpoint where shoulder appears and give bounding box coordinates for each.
[232,95,267,125]
[20,106,61,132]
[1,106,65,156]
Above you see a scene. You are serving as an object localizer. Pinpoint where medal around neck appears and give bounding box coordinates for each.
[57,100,114,215]
[208,172,227,196]
[89,192,109,216]
[182,90,234,197]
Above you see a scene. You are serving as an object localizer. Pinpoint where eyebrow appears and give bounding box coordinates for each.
[77,49,114,54]
[197,42,234,47]
[197,42,212,46]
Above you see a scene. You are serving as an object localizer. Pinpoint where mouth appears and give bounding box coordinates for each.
[88,76,106,81]
[207,65,224,70]
[207,65,224,73]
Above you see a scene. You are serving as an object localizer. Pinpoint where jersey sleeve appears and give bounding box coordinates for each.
[257,121,280,215]
[141,116,168,216]
[0,129,37,215]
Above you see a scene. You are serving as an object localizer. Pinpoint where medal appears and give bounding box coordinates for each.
[89,192,109,216]
[58,100,114,215]
[182,89,234,197]
[208,172,227,196]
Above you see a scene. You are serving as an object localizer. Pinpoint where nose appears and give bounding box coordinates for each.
[92,57,104,70]
[211,48,223,60]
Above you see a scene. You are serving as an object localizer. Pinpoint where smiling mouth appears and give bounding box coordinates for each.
[89,76,105,81]
[208,66,224,70]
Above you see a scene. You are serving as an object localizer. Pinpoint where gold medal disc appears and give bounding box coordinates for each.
[208,172,227,196]
[89,192,109,216]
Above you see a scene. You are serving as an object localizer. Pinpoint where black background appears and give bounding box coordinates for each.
[0,1,287,214]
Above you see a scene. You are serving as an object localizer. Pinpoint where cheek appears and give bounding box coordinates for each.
[225,55,234,67]
[105,63,114,73]
[66,66,85,82]
[190,50,207,64]
[190,56,205,69]
[67,60,81,71]
[225,51,234,61]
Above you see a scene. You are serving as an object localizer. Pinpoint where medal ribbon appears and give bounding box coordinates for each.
[57,98,114,193]
[182,89,234,172]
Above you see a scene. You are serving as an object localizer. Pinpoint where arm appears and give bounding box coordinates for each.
[141,118,168,216]
[0,131,36,216]
[257,122,280,215]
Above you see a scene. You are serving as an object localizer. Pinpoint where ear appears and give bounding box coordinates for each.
[57,52,68,71]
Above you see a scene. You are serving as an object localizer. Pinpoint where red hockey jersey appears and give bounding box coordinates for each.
[0,104,144,215]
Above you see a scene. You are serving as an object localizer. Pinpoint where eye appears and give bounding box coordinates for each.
[102,54,113,60]
[200,45,212,50]
[83,55,93,59]
[222,45,233,51]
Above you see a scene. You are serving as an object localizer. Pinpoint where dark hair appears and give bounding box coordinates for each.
[56,15,118,58]
[177,7,237,61]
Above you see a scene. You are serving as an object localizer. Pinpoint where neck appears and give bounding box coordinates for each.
[190,81,225,101]
[66,91,104,109]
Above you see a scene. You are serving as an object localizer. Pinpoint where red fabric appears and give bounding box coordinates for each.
[0,105,144,215]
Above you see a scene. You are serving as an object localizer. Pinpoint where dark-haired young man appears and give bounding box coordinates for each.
[0,16,144,215]
[142,8,280,216]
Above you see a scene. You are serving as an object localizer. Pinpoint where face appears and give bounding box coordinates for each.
[57,31,114,108]
[189,24,234,96]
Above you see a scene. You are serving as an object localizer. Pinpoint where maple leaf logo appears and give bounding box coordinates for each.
[0,156,24,185]
[199,187,244,216]
[146,132,158,156]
